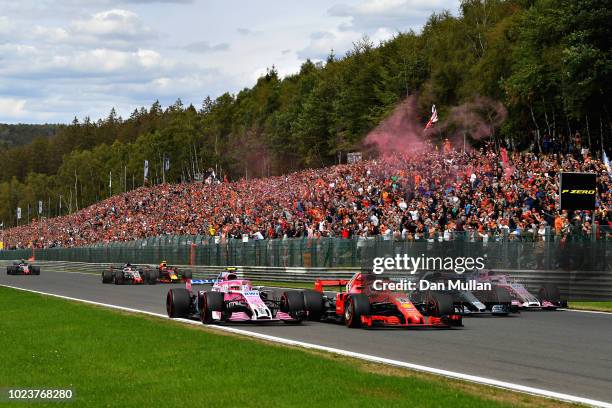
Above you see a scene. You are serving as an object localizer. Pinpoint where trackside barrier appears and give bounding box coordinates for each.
[1,235,610,271]
[1,260,610,301]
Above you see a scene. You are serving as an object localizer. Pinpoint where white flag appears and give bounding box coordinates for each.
[38,200,43,215]
[109,171,112,189]
[144,160,149,179]
[17,207,21,220]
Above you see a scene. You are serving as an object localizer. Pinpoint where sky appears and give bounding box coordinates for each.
[0,0,460,124]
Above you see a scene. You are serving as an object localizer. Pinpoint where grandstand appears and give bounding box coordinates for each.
[3,140,610,249]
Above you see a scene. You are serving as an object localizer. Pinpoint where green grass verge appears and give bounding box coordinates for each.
[0,287,577,408]
[569,301,612,312]
[253,280,313,289]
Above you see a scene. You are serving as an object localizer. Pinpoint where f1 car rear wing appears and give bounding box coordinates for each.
[314,279,348,293]
[185,278,218,292]
[110,264,147,271]
[190,279,218,285]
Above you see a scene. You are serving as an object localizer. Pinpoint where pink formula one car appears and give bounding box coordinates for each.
[471,271,567,310]
[166,270,318,324]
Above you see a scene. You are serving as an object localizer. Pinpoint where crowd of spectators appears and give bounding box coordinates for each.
[3,142,611,249]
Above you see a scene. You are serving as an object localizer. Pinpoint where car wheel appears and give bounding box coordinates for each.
[199,291,224,323]
[7,266,13,275]
[102,269,113,284]
[280,291,306,313]
[114,271,123,285]
[344,294,370,328]
[427,292,454,316]
[31,266,40,275]
[303,290,324,321]
[166,288,191,318]
[146,269,158,285]
[539,283,561,304]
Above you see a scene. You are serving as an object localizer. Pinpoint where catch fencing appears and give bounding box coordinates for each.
[1,234,610,272]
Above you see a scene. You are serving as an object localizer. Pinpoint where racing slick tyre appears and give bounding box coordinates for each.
[7,266,14,275]
[199,291,224,324]
[114,270,124,285]
[539,283,561,303]
[344,294,371,328]
[280,291,306,313]
[102,269,114,284]
[182,269,192,280]
[303,290,324,321]
[31,266,40,275]
[426,292,454,317]
[166,288,191,318]
[145,269,159,285]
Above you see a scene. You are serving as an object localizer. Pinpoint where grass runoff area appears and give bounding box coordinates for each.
[569,301,612,312]
[0,288,580,408]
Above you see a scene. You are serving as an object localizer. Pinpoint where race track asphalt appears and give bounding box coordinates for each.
[2,269,612,404]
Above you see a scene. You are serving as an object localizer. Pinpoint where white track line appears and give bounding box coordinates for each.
[561,308,612,315]
[1,283,611,408]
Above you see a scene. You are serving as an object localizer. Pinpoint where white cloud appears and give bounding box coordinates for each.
[27,9,155,49]
[182,41,229,53]
[72,9,151,39]
[298,0,458,61]
[0,15,12,32]
[136,48,162,68]
[237,27,263,36]
[0,98,27,118]
[0,43,174,79]
[329,0,457,32]
[0,0,458,124]
[297,30,358,60]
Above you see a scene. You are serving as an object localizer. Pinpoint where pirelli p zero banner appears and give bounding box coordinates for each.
[559,172,596,210]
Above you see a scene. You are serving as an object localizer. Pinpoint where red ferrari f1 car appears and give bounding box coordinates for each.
[310,272,462,329]
[6,260,40,275]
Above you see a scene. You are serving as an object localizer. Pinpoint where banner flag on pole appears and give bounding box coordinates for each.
[17,207,21,220]
[144,160,149,179]
[164,156,170,171]
[109,171,112,189]
[603,151,611,180]
[424,104,438,130]
[38,200,43,215]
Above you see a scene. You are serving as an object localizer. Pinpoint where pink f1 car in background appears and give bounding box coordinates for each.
[471,270,567,310]
[166,270,322,324]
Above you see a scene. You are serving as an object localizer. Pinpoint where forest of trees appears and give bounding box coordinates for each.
[0,0,609,227]
[0,124,61,149]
